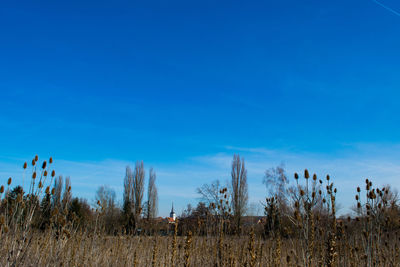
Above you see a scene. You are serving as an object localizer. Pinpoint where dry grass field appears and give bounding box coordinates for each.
[1,230,400,266]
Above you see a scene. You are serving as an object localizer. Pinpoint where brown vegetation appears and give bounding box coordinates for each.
[1,155,400,266]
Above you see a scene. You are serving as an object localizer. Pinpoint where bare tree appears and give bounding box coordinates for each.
[123,166,135,233]
[146,168,158,219]
[231,154,248,233]
[95,185,118,234]
[263,163,289,214]
[52,176,63,209]
[95,185,116,212]
[62,177,72,210]
[133,161,145,218]
[196,180,222,206]
[123,166,134,210]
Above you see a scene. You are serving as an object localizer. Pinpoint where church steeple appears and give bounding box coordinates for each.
[170,202,176,221]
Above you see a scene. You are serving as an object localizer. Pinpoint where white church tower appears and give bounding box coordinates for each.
[170,202,176,221]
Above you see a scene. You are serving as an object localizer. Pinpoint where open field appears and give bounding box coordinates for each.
[1,231,400,266]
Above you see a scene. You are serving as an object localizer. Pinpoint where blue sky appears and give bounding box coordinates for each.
[1,0,400,216]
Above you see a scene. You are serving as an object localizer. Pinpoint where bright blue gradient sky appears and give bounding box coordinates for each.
[1,0,400,216]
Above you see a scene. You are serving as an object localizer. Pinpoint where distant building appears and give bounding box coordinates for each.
[166,203,176,223]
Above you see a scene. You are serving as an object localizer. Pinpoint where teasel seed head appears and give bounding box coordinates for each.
[38,181,43,188]
[326,175,330,181]
[51,170,55,177]
[32,172,36,179]
[51,188,55,195]
[357,187,360,193]
[300,190,305,196]
[313,174,317,180]
[35,155,38,162]
[0,185,4,193]
[45,186,50,194]
[42,161,47,169]
[334,188,337,193]
[304,169,309,179]
[49,157,53,164]
[294,173,299,179]
[32,159,36,166]
[7,177,12,185]
[44,170,48,176]
[23,162,27,169]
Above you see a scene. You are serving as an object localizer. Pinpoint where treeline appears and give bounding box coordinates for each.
[2,155,400,238]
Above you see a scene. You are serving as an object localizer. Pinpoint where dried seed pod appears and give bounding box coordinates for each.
[294,173,299,179]
[304,169,309,179]
[7,177,12,185]
[44,170,48,176]
[32,159,36,166]
[51,170,55,177]
[49,157,53,164]
[23,162,27,169]
[32,172,36,179]
[0,185,4,193]
[35,155,38,162]
[312,174,317,181]
[42,161,47,169]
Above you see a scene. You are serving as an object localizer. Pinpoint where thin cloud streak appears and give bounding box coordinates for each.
[372,0,400,17]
